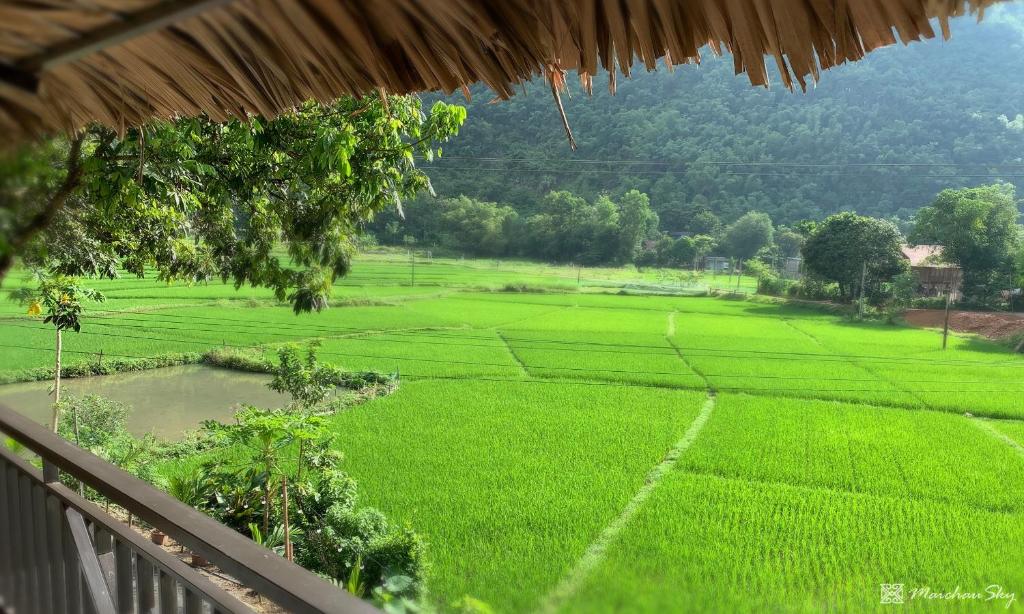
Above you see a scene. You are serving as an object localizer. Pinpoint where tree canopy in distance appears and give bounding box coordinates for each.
[911,184,1021,305]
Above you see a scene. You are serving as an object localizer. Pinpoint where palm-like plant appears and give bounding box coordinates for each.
[11,272,103,432]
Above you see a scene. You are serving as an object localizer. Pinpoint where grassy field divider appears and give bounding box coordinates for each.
[0,351,206,385]
[666,339,713,392]
[497,331,532,378]
[536,392,717,614]
[781,319,934,408]
[969,417,1024,458]
[665,310,716,391]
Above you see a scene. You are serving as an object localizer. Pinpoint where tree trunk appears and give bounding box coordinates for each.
[282,477,292,561]
[72,392,81,446]
[51,328,62,432]
[263,479,271,537]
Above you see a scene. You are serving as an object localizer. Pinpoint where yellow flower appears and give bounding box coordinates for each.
[59,293,71,304]
[27,301,42,316]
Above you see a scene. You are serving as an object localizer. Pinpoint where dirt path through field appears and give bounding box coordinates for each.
[904,309,1024,340]
[536,392,716,614]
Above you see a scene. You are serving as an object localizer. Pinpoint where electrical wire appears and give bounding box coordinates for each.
[3,323,1024,391]
[428,155,1024,169]
[4,313,1023,370]
[420,165,1024,179]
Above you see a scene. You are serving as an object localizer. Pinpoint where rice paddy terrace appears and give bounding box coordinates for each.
[1,254,1021,613]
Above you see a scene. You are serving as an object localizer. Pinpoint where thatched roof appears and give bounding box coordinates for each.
[902,244,943,267]
[0,0,1003,142]
[901,244,957,268]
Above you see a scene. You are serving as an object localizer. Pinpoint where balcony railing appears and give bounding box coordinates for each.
[0,403,380,614]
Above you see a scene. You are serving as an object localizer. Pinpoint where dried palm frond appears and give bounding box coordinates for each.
[0,0,1005,143]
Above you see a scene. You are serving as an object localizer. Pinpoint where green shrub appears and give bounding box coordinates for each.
[339,370,395,390]
[499,283,566,293]
[54,395,162,497]
[909,296,950,309]
[151,428,219,460]
[166,468,208,509]
[0,352,203,385]
[787,276,839,301]
[270,343,343,409]
[56,395,128,449]
[196,463,268,531]
[298,503,425,599]
[744,260,787,296]
[182,406,425,599]
[202,347,273,373]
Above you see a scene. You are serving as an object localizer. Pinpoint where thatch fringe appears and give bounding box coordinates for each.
[0,0,1004,142]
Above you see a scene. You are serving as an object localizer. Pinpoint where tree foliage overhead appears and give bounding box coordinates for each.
[416,7,1024,227]
[1,95,466,312]
[911,183,1021,304]
[802,212,908,301]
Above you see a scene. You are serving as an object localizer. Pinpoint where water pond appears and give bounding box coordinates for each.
[0,365,290,439]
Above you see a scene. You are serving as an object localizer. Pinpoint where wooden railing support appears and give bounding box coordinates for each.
[65,507,117,614]
[0,402,379,614]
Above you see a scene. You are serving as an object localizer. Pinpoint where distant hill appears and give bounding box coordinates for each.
[420,6,1024,229]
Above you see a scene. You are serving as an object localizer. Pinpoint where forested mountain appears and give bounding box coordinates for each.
[416,6,1024,229]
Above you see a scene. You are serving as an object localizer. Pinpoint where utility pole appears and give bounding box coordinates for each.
[858,260,867,316]
[942,285,952,350]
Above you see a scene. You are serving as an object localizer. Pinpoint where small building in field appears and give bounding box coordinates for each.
[783,257,803,279]
[900,244,962,300]
[705,256,730,273]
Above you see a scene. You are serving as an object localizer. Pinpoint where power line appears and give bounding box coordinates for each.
[0,339,1016,395]
[5,313,1023,370]
[5,321,1024,388]
[0,327,981,385]
[66,320,1024,367]
[395,373,1024,395]
[421,165,1024,179]
[0,342,164,361]
[427,155,1024,169]
[111,313,1024,367]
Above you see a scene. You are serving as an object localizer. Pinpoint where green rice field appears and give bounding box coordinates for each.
[1,253,1022,612]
